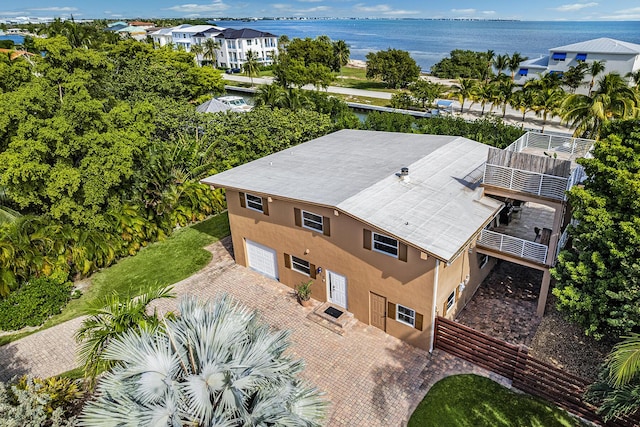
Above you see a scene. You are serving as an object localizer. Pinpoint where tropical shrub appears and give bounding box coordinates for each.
[0,275,72,330]
[0,376,81,426]
[75,286,175,382]
[79,295,327,426]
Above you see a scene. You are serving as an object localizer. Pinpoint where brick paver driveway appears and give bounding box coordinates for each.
[1,237,504,426]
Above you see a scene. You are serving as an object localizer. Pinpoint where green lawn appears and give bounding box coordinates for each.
[409,375,585,427]
[0,213,230,346]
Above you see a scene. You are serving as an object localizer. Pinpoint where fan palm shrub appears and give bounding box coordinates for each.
[79,294,327,426]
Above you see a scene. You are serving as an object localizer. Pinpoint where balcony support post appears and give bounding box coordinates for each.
[537,269,551,316]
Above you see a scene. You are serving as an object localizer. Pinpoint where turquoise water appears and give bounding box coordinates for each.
[213,20,640,71]
[0,35,25,45]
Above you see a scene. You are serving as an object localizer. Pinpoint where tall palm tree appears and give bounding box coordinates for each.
[586,333,640,421]
[243,49,260,87]
[532,87,566,132]
[473,80,495,115]
[79,295,327,426]
[509,88,535,121]
[202,38,220,68]
[483,49,495,81]
[508,52,526,81]
[332,40,350,72]
[494,75,515,118]
[561,72,639,139]
[75,286,175,382]
[588,60,606,95]
[493,54,509,76]
[190,43,204,66]
[451,78,476,113]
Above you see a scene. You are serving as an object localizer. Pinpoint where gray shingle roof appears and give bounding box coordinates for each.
[196,98,233,114]
[201,130,501,262]
[551,38,640,55]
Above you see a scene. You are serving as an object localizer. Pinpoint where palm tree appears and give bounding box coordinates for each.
[190,43,204,66]
[243,49,260,87]
[494,75,515,118]
[509,88,535,121]
[451,78,476,113]
[588,60,606,95]
[254,83,285,108]
[79,295,327,426]
[532,87,566,132]
[626,70,640,89]
[202,38,220,68]
[561,72,639,139]
[483,49,495,81]
[493,54,509,76]
[75,286,175,382]
[586,333,640,421]
[332,40,350,72]
[473,80,495,115]
[508,52,526,81]
[282,88,312,111]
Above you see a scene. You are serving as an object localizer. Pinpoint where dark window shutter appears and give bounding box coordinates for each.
[398,243,408,262]
[284,253,291,269]
[239,192,246,208]
[294,208,302,227]
[309,263,316,279]
[415,313,424,331]
[387,301,396,319]
[363,229,372,250]
[323,217,331,236]
[262,197,269,216]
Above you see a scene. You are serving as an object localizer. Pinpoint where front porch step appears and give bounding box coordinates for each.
[306,302,357,336]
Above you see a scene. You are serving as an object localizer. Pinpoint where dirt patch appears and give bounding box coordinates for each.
[529,295,613,382]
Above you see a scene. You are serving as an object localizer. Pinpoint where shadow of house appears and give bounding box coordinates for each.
[0,343,29,382]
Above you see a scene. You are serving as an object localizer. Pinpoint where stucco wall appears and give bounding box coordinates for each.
[226,189,492,350]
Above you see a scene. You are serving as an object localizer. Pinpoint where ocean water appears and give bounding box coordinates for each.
[0,35,25,45]
[214,20,640,72]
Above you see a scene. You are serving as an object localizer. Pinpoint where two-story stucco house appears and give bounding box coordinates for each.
[201,130,594,351]
[515,37,640,87]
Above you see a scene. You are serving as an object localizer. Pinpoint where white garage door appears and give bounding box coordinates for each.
[245,239,279,280]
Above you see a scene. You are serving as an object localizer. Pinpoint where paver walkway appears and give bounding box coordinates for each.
[0,237,508,425]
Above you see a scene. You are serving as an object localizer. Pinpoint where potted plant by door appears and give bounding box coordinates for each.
[295,280,313,307]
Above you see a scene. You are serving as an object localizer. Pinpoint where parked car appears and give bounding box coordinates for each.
[225,68,242,74]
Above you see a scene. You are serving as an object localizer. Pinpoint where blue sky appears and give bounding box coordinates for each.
[2,1,640,20]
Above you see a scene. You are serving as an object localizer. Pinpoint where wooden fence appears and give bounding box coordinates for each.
[434,317,639,426]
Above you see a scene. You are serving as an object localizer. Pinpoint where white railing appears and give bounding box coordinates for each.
[483,164,569,200]
[478,230,548,264]
[504,132,594,159]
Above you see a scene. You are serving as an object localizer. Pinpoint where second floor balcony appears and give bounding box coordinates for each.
[482,132,593,201]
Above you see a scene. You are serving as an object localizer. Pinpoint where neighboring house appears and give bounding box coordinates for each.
[196,98,234,114]
[215,28,278,69]
[148,24,277,69]
[202,130,595,351]
[515,37,640,87]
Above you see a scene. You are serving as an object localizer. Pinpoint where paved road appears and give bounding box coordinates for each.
[222,74,574,134]
[0,238,507,426]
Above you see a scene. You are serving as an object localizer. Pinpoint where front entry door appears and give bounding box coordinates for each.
[327,270,347,309]
[370,292,386,331]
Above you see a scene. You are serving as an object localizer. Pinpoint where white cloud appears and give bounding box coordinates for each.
[353,3,417,15]
[482,10,496,15]
[553,2,598,12]
[451,8,476,14]
[0,11,24,16]
[297,0,323,2]
[28,6,78,12]
[166,1,230,13]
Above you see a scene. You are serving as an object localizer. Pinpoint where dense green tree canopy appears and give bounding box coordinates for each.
[366,48,420,89]
[431,50,491,80]
[552,120,640,340]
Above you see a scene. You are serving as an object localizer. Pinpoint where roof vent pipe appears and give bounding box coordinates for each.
[399,167,410,183]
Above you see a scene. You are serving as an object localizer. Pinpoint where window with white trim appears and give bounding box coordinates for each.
[245,193,263,212]
[290,255,310,276]
[446,290,456,312]
[372,232,399,257]
[302,210,323,232]
[396,304,416,327]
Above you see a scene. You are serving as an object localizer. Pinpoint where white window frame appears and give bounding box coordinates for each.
[446,290,456,312]
[396,304,416,327]
[290,255,310,276]
[245,193,263,213]
[372,232,399,258]
[301,210,323,232]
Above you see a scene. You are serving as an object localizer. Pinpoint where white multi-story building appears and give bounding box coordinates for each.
[149,24,278,70]
[514,38,640,88]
